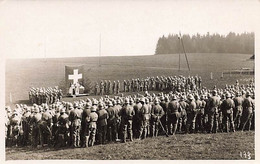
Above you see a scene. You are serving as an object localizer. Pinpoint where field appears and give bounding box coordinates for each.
[6,131,255,160]
[5,53,255,160]
[5,53,254,107]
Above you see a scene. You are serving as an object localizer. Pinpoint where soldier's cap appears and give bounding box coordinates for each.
[108,101,113,107]
[226,92,231,98]
[60,107,66,113]
[160,96,165,101]
[74,103,79,108]
[188,94,194,100]
[246,91,251,96]
[85,102,92,108]
[34,107,40,113]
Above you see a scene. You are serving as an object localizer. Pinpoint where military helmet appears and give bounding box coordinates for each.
[140,97,146,103]
[246,91,251,96]
[60,107,66,113]
[34,107,40,113]
[108,101,113,107]
[90,106,96,112]
[187,94,194,100]
[125,98,130,104]
[226,92,231,98]
[172,95,177,100]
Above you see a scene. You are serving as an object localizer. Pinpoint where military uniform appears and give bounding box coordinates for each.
[241,94,254,131]
[69,106,82,147]
[206,92,221,133]
[151,100,164,137]
[97,105,108,144]
[167,97,180,135]
[88,107,98,146]
[221,93,235,132]
[233,95,244,130]
[106,103,119,142]
[81,105,91,147]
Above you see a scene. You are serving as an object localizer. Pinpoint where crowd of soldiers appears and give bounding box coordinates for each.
[6,78,254,149]
[29,87,63,105]
[94,75,202,95]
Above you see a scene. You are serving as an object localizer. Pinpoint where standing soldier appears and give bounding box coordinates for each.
[30,107,42,147]
[94,82,99,96]
[167,95,180,135]
[124,80,127,92]
[106,101,118,142]
[233,92,244,130]
[241,92,254,131]
[21,107,31,146]
[88,106,98,147]
[9,111,22,147]
[52,106,60,147]
[81,102,91,147]
[206,90,221,133]
[69,103,82,148]
[100,81,104,96]
[220,92,235,132]
[39,105,53,147]
[112,81,116,94]
[160,96,169,134]
[57,107,69,147]
[119,98,135,142]
[104,80,107,94]
[186,94,197,134]
[179,96,188,133]
[151,98,164,137]
[97,102,108,144]
[107,80,111,94]
[138,98,150,139]
[194,94,202,133]
[133,98,142,138]
[117,80,120,94]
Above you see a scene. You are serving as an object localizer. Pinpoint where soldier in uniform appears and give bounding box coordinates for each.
[160,96,169,134]
[206,90,221,133]
[167,95,180,135]
[220,92,235,132]
[107,80,111,94]
[97,102,108,144]
[194,94,202,133]
[30,107,42,147]
[88,106,98,146]
[21,107,31,146]
[81,101,91,147]
[119,98,135,142]
[233,92,244,130]
[241,92,254,131]
[57,107,69,147]
[116,80,120,94]
[39,105,53,147]
[106,101,118,142]
[9,111,22,147]
[133,98,142,138]
[69,103,82,147]
[150,98,164,137]
[179,95,188,133]
[100,81,104,96]
[94,82,99,96]
[186,94,197,134]
[112,81,116,94]
[138,98,150,139]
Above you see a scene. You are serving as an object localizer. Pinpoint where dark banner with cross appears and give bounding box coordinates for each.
[65,65,85,95]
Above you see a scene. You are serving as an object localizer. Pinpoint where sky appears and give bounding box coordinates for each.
[0,0,259,59]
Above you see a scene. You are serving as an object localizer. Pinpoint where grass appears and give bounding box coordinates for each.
[5,53,254,107]
[5,131,254,160]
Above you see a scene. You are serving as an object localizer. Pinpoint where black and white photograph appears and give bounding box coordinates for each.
[0,0,259,161]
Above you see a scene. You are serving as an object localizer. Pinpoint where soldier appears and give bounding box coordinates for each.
[104,80,107,94]
[194,94,202,133]
[179,95,188,133]
[9,111,22,147]
[81,101,91,147]
[167,95,180,135]
[220,92,235,132]
[112,81,116,94]
[100,81,104,96]
[57,107,69,147]
[39,105,53,147]
[133,98,142,138]
[30,107,42,147]
[119,98,135,142]
[88,106,98,146]
[97,102,108,144]
[21,107,31,146]
[160,96,169,134]
[186,94,197,134]
[138,98,150,139]
[52,105,61,147]
[116,80,120,94]
[241,92,254,131]
[94,82,99,96]
[206,90,221,133]
[123,80,127,92]
[107,80,111,94]
[150,98,164,137]
[106,101,118,142]
[197,95,206,132]
[69,103,82,148]
[233,92,244,130]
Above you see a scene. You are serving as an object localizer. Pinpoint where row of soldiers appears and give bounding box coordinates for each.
[29,87,63,105]
[6,80,254,148]
[94,75,202,95]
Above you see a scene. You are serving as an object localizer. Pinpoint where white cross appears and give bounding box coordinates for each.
[68,69,82,84]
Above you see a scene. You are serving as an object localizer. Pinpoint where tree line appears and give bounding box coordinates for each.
[155,32,254,55]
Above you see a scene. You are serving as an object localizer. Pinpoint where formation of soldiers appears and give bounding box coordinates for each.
[29,87,63,105]
[94,75,202,95]
[6,77,254,149]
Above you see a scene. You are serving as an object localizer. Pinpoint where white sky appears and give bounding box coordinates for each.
[0,0,259,59]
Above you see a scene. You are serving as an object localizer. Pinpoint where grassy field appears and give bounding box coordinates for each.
[6,131,255,160]
[5,53,254,107]
[5,53,255,160]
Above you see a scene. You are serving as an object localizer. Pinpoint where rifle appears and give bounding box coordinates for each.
[158,119,169,137]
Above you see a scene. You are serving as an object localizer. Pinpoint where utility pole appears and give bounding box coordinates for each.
[179,32,191,71]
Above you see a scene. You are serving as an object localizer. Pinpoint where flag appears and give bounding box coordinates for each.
[65,65,84,94]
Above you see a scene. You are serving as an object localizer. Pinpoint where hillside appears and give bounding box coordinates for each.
[5,53,254,106]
